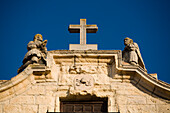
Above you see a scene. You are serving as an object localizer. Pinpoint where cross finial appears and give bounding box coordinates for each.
[68,19,98,50]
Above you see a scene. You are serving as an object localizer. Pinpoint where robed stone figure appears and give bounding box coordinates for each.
[122,37,146,70]
[17,34,47,73]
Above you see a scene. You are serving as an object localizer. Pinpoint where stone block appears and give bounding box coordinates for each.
[26,85,45,95]
[10,96,35,104]
[108,97,118,112]
[36,96,55,105]
[0,87,15,101]
[116,86,148,98]
[117,95,127,105]
[46,85,57,91]
[13,78,32,95]
[45,85,58,96]
[95,91,113,97]
[34,75,46,80]
[123,85,147,96]
[127,105,156,113]
[119,105,127,113]
[57,86,69,91]
[39,105,48,113]
[146,95,157,105]
[54,97,60,112]
[157,104,170,113]
[21,105,38,113]
[0,100,9,104]
[0,105,2,113]
[127,95,146,105]
[146,95,167,105]
[56,91,68,97]
[111,82,125,90]
[3,105,21,113]
[37,104,54,112]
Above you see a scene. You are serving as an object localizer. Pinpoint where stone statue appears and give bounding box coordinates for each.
[122,37,146,70]
[17,34,48,73]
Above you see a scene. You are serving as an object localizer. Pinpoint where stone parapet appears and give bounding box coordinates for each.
[0,50,169,113]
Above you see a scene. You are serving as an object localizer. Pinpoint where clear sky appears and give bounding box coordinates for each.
[0,0,170,83]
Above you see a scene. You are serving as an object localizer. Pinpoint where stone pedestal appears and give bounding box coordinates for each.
[69,44,97,50]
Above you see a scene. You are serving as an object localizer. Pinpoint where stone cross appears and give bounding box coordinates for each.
[68,19,98,50]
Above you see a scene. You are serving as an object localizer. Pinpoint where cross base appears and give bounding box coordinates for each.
[69,44,98,50]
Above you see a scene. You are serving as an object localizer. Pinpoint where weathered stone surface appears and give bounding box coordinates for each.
[108,97,116,112]
[126,105,157,113]
[0,100,9,105]
[0,50,169,113]
[0,105,2,113]
[20,105,38,113]
[26,85,45,95]
[10,96,35,104]
[117,95,127,105]
[127,95,146,105]
[36,96,55,105]
[39,105,48,113]
[3,105,21,113]
[146,95,168,105]
[13,78,32,95]
[0,87,15,101]
[157,104,170,113]
[118,105,127,113]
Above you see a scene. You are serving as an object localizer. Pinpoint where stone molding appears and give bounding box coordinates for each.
[0,65,50,101]
[0,50,170,101]
[117,64,170,99]
[50,50,170,100]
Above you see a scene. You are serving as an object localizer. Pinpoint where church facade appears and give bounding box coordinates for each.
[0,19,169,113]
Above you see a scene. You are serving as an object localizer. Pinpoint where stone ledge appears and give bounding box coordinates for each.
[117,64,170,100]
[49,50,121,54]
[0,64,51,101]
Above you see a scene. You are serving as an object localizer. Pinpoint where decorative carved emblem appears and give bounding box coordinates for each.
[76,77,91,86]
[74,75,94,90]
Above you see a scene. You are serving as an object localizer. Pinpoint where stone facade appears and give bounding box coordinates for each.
[0,50,170,113]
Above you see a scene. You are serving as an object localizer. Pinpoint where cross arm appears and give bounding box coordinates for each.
[68,25,98,33]
[68,25,81,33]
[86,25,98,33]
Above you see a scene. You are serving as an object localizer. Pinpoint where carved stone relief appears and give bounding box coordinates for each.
[74,75,94,90]
[61,64,108,75]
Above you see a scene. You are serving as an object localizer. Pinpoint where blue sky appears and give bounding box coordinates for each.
[0,0,170,83]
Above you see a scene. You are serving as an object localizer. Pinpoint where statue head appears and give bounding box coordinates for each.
[124,37,133,46]
[34,34,43,42]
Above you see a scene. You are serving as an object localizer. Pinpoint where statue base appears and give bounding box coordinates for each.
[69,44,98,50]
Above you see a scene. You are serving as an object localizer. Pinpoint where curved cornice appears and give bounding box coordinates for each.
[0,65,36,101]
[0,50,169,101]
